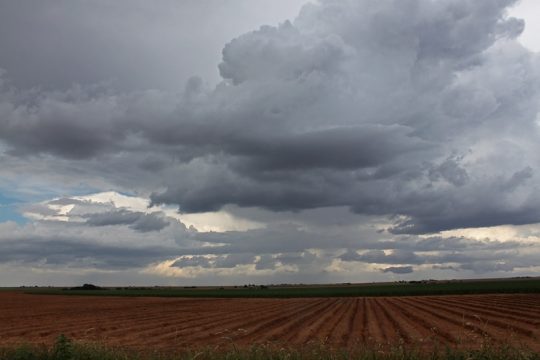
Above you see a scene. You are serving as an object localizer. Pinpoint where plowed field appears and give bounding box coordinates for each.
[1,292,539,351]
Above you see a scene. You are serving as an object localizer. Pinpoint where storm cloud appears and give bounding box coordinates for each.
[2,0,536,234]
[84,210,170,233]
[1,0,540,285]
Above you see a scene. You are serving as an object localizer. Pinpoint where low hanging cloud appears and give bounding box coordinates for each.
[2,192,540,285]
[382,266,414,275]
[84,209,170,233]
[1,0,540,238]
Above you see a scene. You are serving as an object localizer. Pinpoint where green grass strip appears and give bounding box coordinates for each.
[1,334,539,360]
[22,278,540,298]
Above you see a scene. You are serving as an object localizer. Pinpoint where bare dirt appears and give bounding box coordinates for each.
[0,292,538,351]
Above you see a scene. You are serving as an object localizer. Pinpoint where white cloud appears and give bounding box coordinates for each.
[508,0,540,52]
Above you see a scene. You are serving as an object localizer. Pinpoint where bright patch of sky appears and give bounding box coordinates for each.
[509,0,540,52]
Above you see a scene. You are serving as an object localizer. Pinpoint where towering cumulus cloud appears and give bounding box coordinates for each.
[0,0,538,236]
[150,0,539,234]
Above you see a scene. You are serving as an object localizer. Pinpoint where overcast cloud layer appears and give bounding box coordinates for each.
[1,0,540,285]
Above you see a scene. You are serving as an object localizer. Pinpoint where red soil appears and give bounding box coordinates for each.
[0,292,538,351]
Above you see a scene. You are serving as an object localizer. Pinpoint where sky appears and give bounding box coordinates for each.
[0,0,540,286]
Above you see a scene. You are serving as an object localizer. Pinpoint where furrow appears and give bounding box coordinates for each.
[412,297,536,339]
[167,299,318,344]
[439,296,540,323]
[345,298,362,348]
[385,298,443,344]
[400,298,494,342]
[426,297,538,337]
[106,300,292,343]
[292,298,352,345]
[361,298,369,343]
[325,299,359,347]
[395,298,469,345]
[364,297,387,345]
[470,296,540,312]
[1,305,207,342]
[169,298,317,344]
[286,298,344,343]
[254,299,339,344]
[376,298,426,344]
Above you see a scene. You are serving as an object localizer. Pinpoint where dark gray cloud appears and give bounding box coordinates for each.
[19,196,171,233]
[161,218,539,276]
[84,210,170,233]
[19,203,59,217]
[6,191,539,282]
[255,254,278,271]
[254,252,318,271]
[147,0,540,233]
[338,235,532,273]
[172,256,211,268]
[0,205,193,272]
[214,253,256,268]
[1,0,539,238]
[340,249,423,265]
[0,236,176,269]
[185,224,328,255]
[382,266,414,274]
[460,261,515,273]
[171,253,256,269]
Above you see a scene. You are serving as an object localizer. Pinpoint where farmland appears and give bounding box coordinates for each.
[22,277,540,298]
[1,291,539,353]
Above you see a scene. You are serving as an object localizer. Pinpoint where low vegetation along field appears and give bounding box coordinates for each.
[23,277,540,298]
[1,287,540,359]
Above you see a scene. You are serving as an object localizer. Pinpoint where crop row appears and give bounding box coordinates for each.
[0,293,539,351]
